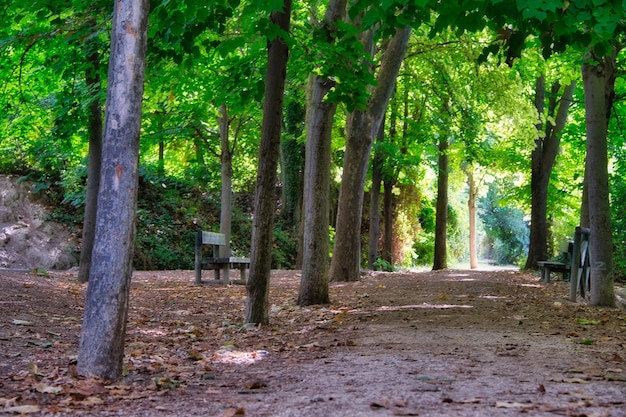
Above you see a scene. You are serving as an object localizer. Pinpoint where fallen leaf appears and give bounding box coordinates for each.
[244,380,267,390]
[3,405,41,414]
[11,319,32,326]
[82,396,104,406]
[460,397,482,403]
[34,383,63,394]
[577,318,600,325]
[221,407,245,416]
[563,378,588,384]
[495,401,533,409]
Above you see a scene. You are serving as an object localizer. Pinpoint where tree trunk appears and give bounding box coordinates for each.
[526,77,574,269]
[368,123,384,269]
[582,56,615,307]
[465,165,478,269]
[77,44,103,283]
[383,177,394,264]
[157,140,164,176]
[432,134,449,270]
[329,26,411,282]
[298,75,336,306]
[77,0,149,380]
[218,104,233,260]
[245,1,291,323]
[297,0,347,304]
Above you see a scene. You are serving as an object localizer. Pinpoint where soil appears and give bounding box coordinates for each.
[1,268,625,416]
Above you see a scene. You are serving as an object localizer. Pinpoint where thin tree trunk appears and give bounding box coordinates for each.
[465,165,478,269]
[157,140,164,176]
[77,0,149,380]
[433,134,449,270]
[245,0,292,323]
[281,100,305,268]
[218,104,233,259]
[383,178,393,264]
[368,122,384,269]
[582,55,615,307]
[329,26,411,282]
[77,44,103,283]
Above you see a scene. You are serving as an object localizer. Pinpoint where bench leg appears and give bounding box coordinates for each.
[240,267,246,281]
[214,268,220,281]
[224,266,230,285]
[542,268,550,283]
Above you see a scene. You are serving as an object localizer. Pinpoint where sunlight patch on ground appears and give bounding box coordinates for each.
[376,304,473,311]
[519,283,542,288]
[210,350,269,365]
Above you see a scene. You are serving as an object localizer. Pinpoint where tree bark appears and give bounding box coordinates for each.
[383,177,394,264]
[525,76,574,269]
[245,0,291,323]
[329,26,411,282]
[218,104,233,260]
[432,134,449,270]
[77,0,149,380]
[367,123,384,269]
[465,165,478,269]
[582,55,615,307]
[297,0,347,304]
[77,44,103,283]
[298,75,336,305]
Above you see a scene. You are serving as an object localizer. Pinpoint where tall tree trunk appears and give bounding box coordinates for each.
[329,26,411,282]
[77,0,149,380]
[281,100,305,268]
[298,76,336,305]
[367,123,384,269]
[582,54,616,307]
[77,43,103,283]
[465,164,478,269]
[297,0,347,304]
[245,1,291,323]
[432,135,449,270]
[218,104,233,260]
[526,77,575,269]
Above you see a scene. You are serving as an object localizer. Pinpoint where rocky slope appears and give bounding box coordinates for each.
[0,175,78,270]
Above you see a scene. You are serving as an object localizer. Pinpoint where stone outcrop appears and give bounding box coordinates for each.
[0,176,78,270]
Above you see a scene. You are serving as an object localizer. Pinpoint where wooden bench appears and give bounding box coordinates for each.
[538,226,591,300]
[537,242,573,283]
[194,231,250,285]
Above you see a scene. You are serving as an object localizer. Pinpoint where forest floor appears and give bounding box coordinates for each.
[1,268,626,417]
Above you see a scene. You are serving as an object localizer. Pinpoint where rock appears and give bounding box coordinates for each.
[0,175,79,270]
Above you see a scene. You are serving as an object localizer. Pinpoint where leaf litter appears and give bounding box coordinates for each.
[0,268,625,416]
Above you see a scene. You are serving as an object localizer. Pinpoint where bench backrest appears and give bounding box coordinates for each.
[570,226,591,301]
[200,231,226,246]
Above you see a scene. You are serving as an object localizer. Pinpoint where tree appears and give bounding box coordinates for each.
[77,0,149,380]
[583,51,618,306]
[525,76,575,269]
[454,0,624,305]
[329,25,411,282]
[298,0,348,306]
[246,0,292,324]
[432,124,449,270]
[78,34,105,283]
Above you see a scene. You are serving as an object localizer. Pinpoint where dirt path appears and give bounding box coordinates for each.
[1,268,625,416]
